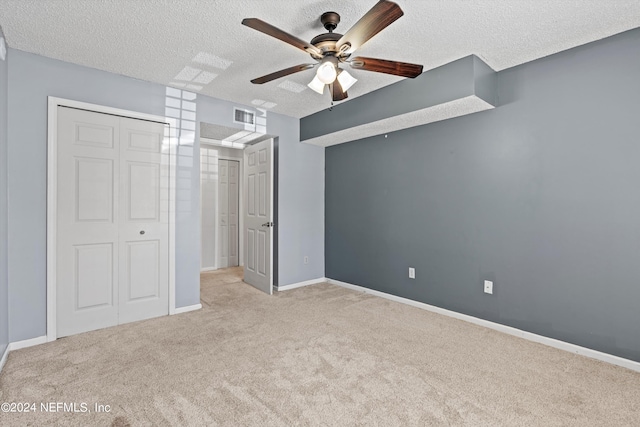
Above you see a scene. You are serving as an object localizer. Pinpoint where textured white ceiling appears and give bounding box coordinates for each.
[0,1,639,118]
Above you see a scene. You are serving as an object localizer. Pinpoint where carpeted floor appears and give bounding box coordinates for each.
[0,268,639,426]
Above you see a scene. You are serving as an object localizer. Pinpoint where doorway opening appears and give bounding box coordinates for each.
[199,121,276,296]
[200,143,243,271]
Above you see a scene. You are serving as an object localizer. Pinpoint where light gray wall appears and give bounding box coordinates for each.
[6,48,197,340]
[324,28,640,362]
[271,114,325,286]
[0,27,9,355]
[6,48,324,342]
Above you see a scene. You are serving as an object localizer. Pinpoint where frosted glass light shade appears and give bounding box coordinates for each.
[316,61,337,84]
[307,75,325,95]
[337,70,358,91]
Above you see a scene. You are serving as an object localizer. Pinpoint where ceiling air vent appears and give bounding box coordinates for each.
[233,107,255,127]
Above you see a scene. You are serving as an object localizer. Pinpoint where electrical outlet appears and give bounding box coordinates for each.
[409,267,415,279]
[484,280,493,295]
[304,256,309,265]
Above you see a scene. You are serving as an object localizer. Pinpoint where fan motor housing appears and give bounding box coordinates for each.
[310,32,343,57]
[309,11,348,59]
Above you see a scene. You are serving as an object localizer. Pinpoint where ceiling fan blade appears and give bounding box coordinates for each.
[242,18,322,56]
[251,64,315,84]
[331,79,348,102]
[350,56,423,78]
[336,0,404,54]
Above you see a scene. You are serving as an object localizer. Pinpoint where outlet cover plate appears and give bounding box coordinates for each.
[484,280,493,294]
[409,267,416,279]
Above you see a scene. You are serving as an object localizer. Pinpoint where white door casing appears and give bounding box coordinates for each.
[243,139,273,294]
[52,102,172,339]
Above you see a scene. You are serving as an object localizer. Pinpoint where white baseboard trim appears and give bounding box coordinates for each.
[200,267,217,272]
[276,277,327,292]
[0,344,9,373]
[1,335,48,373]
[172,303,202,315]
[8,335,48,352]
[327,278,640,373]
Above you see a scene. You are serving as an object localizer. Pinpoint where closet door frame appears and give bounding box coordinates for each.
[46,97,177,342]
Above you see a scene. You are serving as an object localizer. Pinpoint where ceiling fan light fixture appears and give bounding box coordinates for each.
[243,1,423,105]
[337,69,357,92]
[316,58,338,84]
[307,75,325,94]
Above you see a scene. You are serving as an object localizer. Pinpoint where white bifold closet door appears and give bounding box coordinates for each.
[218,159,239,268]
[56,107,169,338]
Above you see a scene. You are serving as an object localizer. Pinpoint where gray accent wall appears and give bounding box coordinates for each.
[6,49,324,342]
[324,28,640,362]
[0,27,9,355]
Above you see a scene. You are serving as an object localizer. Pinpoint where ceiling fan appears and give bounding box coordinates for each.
[242,0,423,102]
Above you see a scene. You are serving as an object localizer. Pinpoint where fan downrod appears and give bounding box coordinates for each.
[320,12,340,32]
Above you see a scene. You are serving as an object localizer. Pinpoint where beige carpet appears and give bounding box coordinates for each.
[0,268,639,426]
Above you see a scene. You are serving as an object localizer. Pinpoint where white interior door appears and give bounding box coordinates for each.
[118,117,169,324]
[243,139,273,294]
[56,107,169,338]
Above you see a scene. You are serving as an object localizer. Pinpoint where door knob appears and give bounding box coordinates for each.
[261,222,274,227]
[140,230,145,235]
